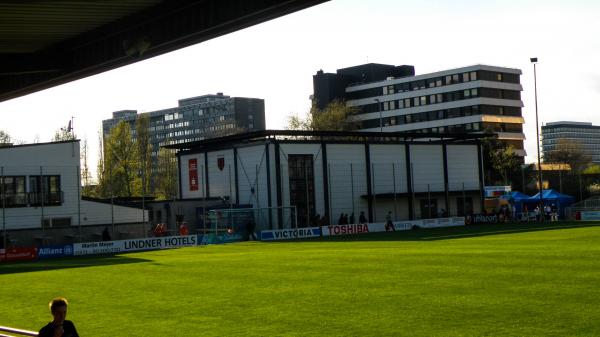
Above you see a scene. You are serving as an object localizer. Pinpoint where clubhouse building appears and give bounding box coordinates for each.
[168,130,486,231]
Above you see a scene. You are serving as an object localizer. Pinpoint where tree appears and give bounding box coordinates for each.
[52,121,76,141]
[80,138,95,196]
[543,139,591,174]
[481,131,521,185]
[0,130,12,147]
[103,121,139,197]
[154,148,178,199]
[136,114,152,195]
[287,100,358,131]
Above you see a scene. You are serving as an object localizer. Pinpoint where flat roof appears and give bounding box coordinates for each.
[167,129,491,153]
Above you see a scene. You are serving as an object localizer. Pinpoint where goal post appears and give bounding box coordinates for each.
[207,206,298,242]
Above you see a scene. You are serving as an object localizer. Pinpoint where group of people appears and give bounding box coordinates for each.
[519,203,559,222]
[310,211,370,227]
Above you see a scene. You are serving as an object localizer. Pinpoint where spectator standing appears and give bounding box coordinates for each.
[39,297,79,337]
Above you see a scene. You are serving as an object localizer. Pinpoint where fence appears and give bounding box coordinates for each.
[0,326,37,337]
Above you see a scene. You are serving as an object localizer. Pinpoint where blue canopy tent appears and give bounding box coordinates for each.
[526,189,575,218]
[500,191,530,214]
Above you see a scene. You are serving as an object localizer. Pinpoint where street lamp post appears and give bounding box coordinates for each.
[374,98,383,132]
[531,57,543,219]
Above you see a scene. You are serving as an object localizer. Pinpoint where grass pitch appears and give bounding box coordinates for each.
[2,222,600,336]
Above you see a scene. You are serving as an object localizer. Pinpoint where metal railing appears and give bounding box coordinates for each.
[0,326,37,337]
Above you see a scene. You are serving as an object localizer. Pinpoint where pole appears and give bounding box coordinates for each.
[328,163,332,225]
[411,163,416,219]
[427,183,431,218]
[462,182,466,216]
[40,166,45,236]
[202,165,206,235]
[532,59,543,214]
[371,163,377,222]
[142,165,146,238]
[393,163,397,221]
[1,167,6,253]
[77,166,81,242]
[350,163,355,217]
[304,162,309,228]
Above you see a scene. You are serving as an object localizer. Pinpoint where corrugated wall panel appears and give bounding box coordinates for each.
[410,145,444,193]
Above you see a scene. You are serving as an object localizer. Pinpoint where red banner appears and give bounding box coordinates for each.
[189,159,198,191]
[0,247,38,262]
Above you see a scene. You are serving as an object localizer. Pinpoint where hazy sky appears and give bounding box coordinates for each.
[1,0,599,180]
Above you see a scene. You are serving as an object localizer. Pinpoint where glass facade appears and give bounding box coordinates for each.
[542,122,600,163]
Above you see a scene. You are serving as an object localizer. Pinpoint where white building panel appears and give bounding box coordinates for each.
[410,145,444,192]
[325,144,368,219]
[207,150,235,199]
[80,200,147,226]
[237,145,270,208]
[369,144,408,194]
[447,145,480,191]
[179,153,205,199]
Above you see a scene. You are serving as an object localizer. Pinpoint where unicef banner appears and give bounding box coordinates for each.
[260,227,321,241]
[73,235,198,256]
[38,244,74,259]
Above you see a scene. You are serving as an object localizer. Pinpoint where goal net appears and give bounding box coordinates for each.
[206,206,297,243]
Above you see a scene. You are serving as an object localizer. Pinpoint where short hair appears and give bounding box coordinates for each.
[49,297,68,313]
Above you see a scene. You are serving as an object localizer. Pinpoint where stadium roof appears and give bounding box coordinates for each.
[167,129,492,153]
[0,0,328,102]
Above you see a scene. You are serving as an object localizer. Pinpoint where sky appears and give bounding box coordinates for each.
[1,0,599,180]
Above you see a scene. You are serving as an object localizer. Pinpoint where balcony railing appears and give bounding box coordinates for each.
[0,191,63,207]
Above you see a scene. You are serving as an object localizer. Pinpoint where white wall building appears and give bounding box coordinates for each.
[0,140,147,246]
[170,130,485,231]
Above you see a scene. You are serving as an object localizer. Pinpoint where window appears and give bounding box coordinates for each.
[413,97,420,107]
[29,175,62,205]
[470,88,478,97]
[464,89,471,98]
[405,114,412,123]
[288,155,315,227]
[436,78,443,87]
[1,176,26,206]
[398,99,404,109]
[420,96,427,105]
[404,98,411,108]
[430,95,437,104]
[470,71,477,81]
[462,73,470,82]
[445,75,452,85]
[497,73,503,81]
[452,74,459,83]
[437,94,443,103]
[51,217,72,228]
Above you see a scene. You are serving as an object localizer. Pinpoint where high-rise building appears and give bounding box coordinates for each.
[313,63,525,156]
[542,121,600,163]
[102,93,265,159]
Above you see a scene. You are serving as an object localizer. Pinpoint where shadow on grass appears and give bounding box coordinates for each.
[278,221,600,243]
[0,254,152,275]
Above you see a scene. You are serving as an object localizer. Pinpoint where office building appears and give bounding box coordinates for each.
[102,93,265,159]
[542,121,600,163]
[313,63,525,156]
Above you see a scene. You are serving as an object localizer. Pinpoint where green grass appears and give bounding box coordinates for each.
[2,222,600,336]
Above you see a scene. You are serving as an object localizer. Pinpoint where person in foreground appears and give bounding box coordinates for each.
[39,297,79,337]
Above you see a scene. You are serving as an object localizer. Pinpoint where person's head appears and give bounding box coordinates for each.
[49,297,69,324]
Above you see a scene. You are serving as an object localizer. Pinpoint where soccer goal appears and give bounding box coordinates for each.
[207,206,297,241]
